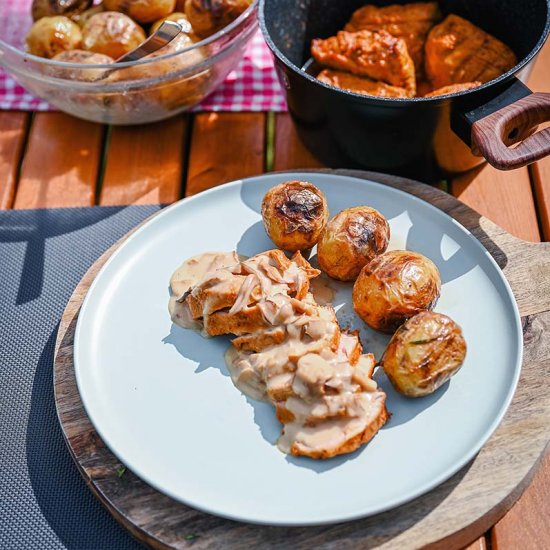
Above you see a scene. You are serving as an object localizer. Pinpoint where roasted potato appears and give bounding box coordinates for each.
[353,250,441,333]
[32,0,92,21]
[82,12,146,59]
[103,0,176,24]
[51,50,114,80]
[317,206,390,281]
[150,12,196,35]
[106,33,208,110]
[381,311,466,397]
[26,16,83,58]
[71,4,105,27]
[185,0,253,38]
[261,181,329,252]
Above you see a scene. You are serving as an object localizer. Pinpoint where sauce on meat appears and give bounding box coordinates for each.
[169,250,387,458]
[168,251,240,331]
[309,273,336,305]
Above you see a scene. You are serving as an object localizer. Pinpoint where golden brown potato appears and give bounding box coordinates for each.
[51,50,114,80]
[353,250,441,333]
[185,0,253,38]
[311,30,416,96]
[425,14,517,88]
[82,12,146,59]
[316,69,409,98]
[32,0,92,21]
[26,16,83,58]
[261,181,329,252]
[106,33,208,110]
[103,0,176,23]
[381,311,466,397]
[150,12,196,35]
[317,206,390,281]
[71,4,105,27]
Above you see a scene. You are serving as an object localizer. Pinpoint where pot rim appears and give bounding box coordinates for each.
[258,0,550,103]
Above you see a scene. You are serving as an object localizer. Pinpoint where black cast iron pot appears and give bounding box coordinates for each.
[259,0,550,181]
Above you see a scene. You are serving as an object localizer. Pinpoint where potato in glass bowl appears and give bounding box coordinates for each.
[0,0,258,124]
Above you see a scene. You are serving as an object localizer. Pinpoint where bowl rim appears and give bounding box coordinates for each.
[0,0,259,70]
[258,0,550,103]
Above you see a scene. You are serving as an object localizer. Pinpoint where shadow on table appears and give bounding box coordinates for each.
[0,207,138,306]
[25,329,144,550]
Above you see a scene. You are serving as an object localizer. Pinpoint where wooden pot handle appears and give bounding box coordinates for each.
[471,92,550,170]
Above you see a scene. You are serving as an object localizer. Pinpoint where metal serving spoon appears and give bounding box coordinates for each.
[95,20,183,80]
[115,20,183,63]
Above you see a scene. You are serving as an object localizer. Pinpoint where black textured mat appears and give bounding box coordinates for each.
[0,205,163,550]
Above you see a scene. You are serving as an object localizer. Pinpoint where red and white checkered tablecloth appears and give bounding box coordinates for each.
[0,30,288,112]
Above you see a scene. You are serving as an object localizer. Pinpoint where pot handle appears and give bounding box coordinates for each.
[470,92,550,170]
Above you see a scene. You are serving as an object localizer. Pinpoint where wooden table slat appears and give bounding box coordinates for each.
[450,164,540,242]
[99,117,187,206]
[531,163,550,241]
[0,112,30,210]
[273,113,325,171]
[185,113,265,196]
[529,41,550,243]
[491,451,550,550]
[14,113,103,210]
[464,537,487,550]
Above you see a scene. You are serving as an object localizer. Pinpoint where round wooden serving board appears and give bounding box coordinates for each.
[54,170,550,550]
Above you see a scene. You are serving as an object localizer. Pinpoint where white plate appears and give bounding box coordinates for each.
[74,173,522,526]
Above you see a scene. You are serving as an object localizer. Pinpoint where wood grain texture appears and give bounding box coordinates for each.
[464,538,487,550]
[14,113,103,209]
[491,451,550,550]
[0,112,29,209]
[450,164,540,243]
[185,113,265,196]
[54,170,550,550]
[529,40,550,242]
[531,163,550,241]
[273,114,325,170]
[471,93,550,170]
[100,117,187,206]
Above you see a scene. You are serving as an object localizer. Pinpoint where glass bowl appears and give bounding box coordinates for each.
[0,1,258,125]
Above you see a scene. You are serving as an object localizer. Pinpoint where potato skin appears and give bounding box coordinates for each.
[32,0,92,21]
[50,50,114,80]
[150,12,196,35]
[82,12,146,59]
[353,250,441,333]
[103,0,176,24]
[26,16,83,58]
[261,181,329,252]
[185,0,253,38]
[381,311,467,397]
[317,206,389,281]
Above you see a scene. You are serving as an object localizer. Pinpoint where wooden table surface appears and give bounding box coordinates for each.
[2,40,549,550]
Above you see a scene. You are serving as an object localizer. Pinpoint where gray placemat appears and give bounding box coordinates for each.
[0,205,163,550]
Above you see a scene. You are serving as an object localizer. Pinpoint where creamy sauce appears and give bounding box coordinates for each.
[168,251,240,332]
[309,273,336,306]
[170,249,386,458]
